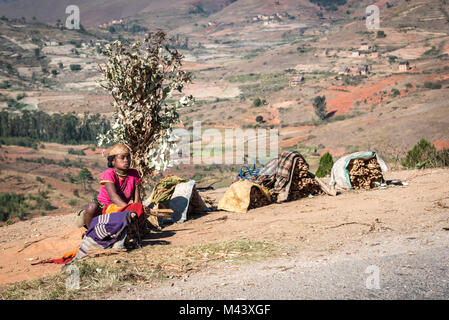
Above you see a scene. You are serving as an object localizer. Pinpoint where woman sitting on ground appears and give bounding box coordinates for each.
[83,143,145,228]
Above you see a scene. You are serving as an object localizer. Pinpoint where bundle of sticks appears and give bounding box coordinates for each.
[145,205,175,231]
[125,208,174,248]
[288,157,323,200]
[347,157,384,190]
[248,186,272,210]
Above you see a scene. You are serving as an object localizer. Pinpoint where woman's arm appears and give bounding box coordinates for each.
[104,183,128,207]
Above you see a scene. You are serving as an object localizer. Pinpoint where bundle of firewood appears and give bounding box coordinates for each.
[288,157,323,200]
[347,157,384,190]
[126,208,174,245]
[248,186,272,210]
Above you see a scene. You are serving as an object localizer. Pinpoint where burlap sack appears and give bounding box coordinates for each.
[217,180,272,214]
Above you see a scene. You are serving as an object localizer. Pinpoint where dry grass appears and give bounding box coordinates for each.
[0,240,284,300]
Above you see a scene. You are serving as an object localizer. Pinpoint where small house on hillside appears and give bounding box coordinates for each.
[289,76,305,87]
[359,42,370,51]
[45,39,58,46]
[357,65,369,76]
[399,61,410,72]
[338,66,351,75]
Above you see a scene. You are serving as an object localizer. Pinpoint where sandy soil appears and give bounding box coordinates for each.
[183,82,241,99]
[0,168,448,286]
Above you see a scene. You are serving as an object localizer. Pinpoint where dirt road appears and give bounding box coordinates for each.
[110,230,449,299]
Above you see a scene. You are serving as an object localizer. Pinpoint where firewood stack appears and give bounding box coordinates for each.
[347,157,384,190]
[288,157,323,200]
[248,186,272,210]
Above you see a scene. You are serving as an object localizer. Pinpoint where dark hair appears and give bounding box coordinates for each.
[107,155,115,168]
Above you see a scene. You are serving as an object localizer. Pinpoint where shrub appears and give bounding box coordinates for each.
[424,82,442,90]
[377,30,386,38]
[256,115,264,123]
[312,96,327,120]
[0,137,39,149]
[69,64,82,71]
[390,88,400,97]
[16,93,27,100]
[76,168,93,190]
[253,98,262,107]
[315,152,334,177]
[0,81,11,89]
[68,148,86,156]
[388,56,397,64]
[0,193,27,222]
[42,200,53,211]
[402,138,449,169]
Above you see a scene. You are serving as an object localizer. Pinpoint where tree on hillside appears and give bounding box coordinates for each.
[313,95,327,120]
[69,64,82,71]
[377,30,386,38]
[315,152,334,177]
[253,98,262,107]
[76,168,94,191]
[97,31,194,195]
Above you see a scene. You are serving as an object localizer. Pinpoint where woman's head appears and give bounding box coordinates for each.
[107,143,131,170]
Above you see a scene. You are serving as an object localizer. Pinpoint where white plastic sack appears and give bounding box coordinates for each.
[330,151,388,190]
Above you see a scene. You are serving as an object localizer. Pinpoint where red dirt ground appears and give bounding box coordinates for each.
[324,75,406,115]
[281,135,307,148]
[433,139,449,150]
[319,147,346,157]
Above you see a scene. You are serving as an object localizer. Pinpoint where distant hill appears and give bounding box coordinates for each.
[0,0,240,27]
